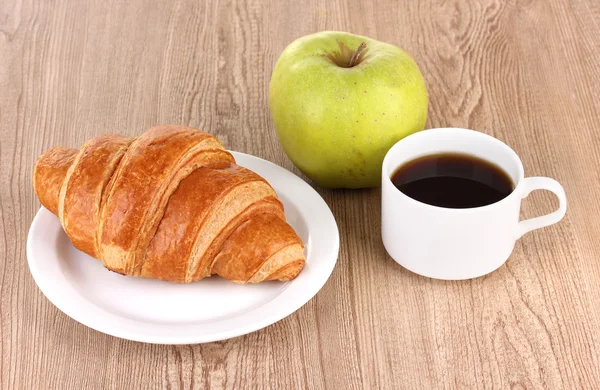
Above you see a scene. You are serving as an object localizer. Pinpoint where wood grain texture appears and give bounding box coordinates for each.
[1,0,599,388]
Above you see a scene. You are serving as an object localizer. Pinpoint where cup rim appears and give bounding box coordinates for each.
[382,128,525,212]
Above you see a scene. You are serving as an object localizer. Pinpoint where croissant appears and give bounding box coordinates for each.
[33,125,305,283]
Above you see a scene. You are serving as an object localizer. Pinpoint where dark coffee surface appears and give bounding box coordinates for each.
[391,153,514,209]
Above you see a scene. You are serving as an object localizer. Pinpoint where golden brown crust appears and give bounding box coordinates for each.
[212,214,305,283]
[58,134,133,257]
[33,147,78,215]
[97,125,234,274]
[266,259,306,281]
[193,197,286,281]
[32,126,306,284]
[142,164,283,283]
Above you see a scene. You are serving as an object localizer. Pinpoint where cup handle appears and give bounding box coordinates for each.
[517,177,567,238]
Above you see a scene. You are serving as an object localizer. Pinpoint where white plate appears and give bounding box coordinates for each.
[27,151,339,344]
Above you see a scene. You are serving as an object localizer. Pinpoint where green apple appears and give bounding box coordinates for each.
[269,31,428,188]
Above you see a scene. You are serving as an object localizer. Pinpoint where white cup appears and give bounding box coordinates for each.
[381,128,567,280]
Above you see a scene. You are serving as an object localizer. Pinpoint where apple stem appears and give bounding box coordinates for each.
[348,42,367,67]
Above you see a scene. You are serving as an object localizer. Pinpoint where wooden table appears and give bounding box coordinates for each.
[2,0,599,388]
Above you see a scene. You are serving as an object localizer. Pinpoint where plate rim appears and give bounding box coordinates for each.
[26,151,339,344]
